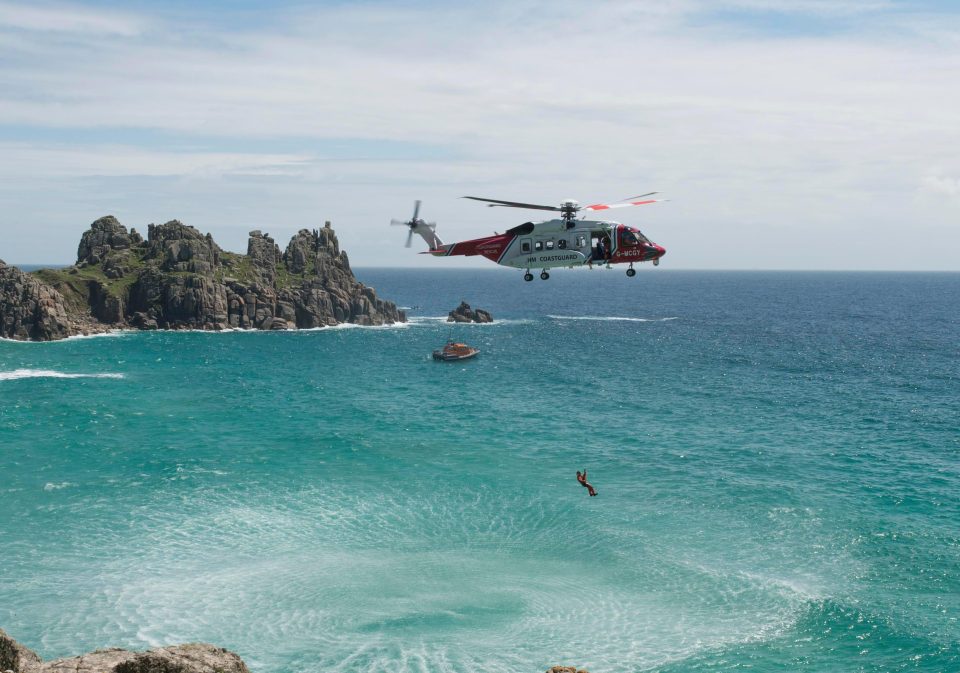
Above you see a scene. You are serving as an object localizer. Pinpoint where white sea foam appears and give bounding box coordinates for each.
[296,321,412,331]
[60,330,130,340]
[407,316,533,326]
[0,330,129,343]
[547,315,678,322]
[43,481,73,491]
[0,369,125,381]
[137,322,413,334]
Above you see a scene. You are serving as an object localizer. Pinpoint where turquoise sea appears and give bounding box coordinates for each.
[1,269,958,673]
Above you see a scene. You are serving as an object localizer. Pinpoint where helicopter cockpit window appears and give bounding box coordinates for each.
[622,231,639,246]
[534,241,543,251]
[545,240,555,250]
[557,239,567,249]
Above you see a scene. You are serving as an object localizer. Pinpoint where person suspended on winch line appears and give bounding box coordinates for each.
[577,469,597,496]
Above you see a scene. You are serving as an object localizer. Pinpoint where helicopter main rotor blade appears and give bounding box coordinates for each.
[462,196,561,212]
[390,219,410,226]
[616,192,658,201]
[405,229,414,248]
[412,200,421,221]
[582,198,666,212]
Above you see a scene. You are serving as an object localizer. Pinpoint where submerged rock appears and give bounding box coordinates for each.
[447,300,493,323]
[0,630,249,673]
[1,216,405,341]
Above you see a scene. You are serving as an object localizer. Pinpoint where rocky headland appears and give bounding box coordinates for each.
[447,301,493,323]
[0,217,404,341]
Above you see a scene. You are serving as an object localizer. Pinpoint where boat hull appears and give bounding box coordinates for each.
[432,349,479,361]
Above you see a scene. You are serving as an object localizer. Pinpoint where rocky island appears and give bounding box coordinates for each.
[0,216,404,341]
[447,301,493,323]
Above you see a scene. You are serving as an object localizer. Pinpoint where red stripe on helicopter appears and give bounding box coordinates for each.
[439,233,513,262]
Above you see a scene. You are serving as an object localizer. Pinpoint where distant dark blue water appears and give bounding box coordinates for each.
[1,269,958,673]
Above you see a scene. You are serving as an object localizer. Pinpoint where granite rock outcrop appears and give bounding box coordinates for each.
[447,301,493,323]
[0,260,75,341]
[0,629,249,673]
[0,630,588,673]
[2,218,404,341]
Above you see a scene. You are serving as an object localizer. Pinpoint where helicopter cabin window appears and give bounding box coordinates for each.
[557,239,567,249]
[534,241,543,251]
[520,239,532,253]
[545,239,555,250]
[576,235,587,248]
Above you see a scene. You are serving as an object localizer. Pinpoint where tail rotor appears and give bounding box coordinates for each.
[391,200,441,249]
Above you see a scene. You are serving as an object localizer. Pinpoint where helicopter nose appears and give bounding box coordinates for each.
[654,245,666,258]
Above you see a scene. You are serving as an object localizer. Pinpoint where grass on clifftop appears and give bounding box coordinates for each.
[217,251,312,289]
[32,250,147,308]
[33,249,322,310]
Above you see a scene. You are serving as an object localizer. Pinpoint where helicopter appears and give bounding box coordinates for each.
[391,194,666,280]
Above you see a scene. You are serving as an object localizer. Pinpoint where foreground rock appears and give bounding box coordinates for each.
[0,630,587,673]
[0,629,250,673]
[1,217,405,341]
[447,301,493,323]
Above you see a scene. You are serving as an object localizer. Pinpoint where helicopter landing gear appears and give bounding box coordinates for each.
[540,271,550,280]
[523,271,534,282]
[626,264,636,278]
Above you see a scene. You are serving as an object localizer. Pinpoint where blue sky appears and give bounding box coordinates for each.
[1,0,958,269]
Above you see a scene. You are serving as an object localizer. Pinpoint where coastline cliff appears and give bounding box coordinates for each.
[0,216,404,341]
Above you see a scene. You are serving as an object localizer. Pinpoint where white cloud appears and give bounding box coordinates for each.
[0,1,143,35]
[0,0,958,269]
[712,0,895,16]
[0,143,312,179]
[920,175,960,196]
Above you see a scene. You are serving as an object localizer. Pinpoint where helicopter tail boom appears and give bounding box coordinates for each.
[424,233,514,262]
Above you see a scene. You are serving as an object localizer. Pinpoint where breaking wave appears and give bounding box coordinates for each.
[0,330,129,344]
[407,317,533,326]
[546,315,678,322]
[296,321,412,332]
[0,369,125,381]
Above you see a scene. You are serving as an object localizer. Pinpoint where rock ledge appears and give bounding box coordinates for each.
[0,629,249,673]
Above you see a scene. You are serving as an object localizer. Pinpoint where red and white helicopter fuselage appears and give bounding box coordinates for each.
[393,196,666,280]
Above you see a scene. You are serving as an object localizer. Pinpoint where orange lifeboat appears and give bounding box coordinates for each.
[432,339,480,361]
